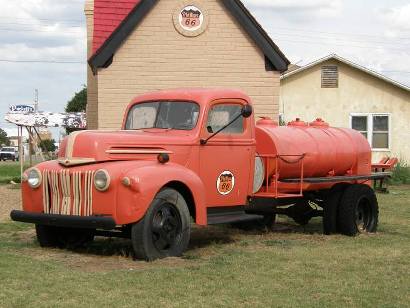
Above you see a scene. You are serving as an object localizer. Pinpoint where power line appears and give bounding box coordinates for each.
[1,58,409,76]
[0,27,85,34]
[273,37,409,53]
[0,17,85,24]
[380,71,410,74]
[0,22,84,28]
[270,26,410,41]
[270,32,410,48]
[0,59,85,64]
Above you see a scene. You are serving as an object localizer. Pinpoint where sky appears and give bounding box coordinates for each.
[0,0,409,138]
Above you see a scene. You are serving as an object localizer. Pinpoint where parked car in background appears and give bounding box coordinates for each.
[0,147,19,161]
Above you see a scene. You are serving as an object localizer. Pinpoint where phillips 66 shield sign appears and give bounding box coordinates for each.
[179,5,203,31]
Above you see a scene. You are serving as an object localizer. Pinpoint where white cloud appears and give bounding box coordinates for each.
[0,0,86,136]
[243,0,342,16]
[381,3,410,31]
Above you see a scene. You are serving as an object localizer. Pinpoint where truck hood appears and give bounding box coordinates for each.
[58,130,196,166]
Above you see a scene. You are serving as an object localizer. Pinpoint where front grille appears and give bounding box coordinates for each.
[42,170,95,216]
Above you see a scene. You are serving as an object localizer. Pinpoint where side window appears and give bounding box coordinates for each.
[206,104,244,134]
[352,115,368,139]
[351,114,390,150]
[372,115,389,149]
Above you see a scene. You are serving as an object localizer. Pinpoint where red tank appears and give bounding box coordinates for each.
[255,118,372,180]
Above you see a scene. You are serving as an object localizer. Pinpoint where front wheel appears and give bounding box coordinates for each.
[131,188,191,261]
[337,184,379,236]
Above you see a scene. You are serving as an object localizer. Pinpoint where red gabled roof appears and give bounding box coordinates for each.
[89,0,289,71]
[93,0,141,54]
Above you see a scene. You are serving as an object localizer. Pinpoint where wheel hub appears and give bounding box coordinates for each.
[151,203,182,251]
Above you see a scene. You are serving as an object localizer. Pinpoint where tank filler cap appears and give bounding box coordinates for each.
[257,117,278,126]
[288,118,308,127]
[310,118,330,128]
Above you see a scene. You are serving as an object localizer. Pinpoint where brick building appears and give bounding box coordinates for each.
[85,0,289,129]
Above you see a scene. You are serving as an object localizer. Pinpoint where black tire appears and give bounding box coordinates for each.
[131,188,191,261]
[35,224,95,248]
[338,184,379,236]
[323,183,347,235]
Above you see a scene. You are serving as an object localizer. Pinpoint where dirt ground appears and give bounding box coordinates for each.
[0,185,21,221]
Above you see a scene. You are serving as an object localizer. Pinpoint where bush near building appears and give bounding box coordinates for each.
[391,161,410,184]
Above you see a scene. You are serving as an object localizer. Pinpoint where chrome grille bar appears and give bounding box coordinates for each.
[42,170,95,216]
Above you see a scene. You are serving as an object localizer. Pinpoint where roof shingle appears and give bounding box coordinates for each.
[93,0,141,54]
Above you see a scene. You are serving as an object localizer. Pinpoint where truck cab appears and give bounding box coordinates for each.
[12,89,383,261]
[0,147,18,161]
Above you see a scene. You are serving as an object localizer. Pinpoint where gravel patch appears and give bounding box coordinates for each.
[0,185,21,221]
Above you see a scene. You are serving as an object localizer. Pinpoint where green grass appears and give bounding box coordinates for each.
[0,162,25,184]
[0,186,409,307]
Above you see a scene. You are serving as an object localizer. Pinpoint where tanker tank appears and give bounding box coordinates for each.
[255,118,372,181]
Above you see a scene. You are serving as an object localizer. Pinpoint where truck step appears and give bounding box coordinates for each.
[207,209,264,225]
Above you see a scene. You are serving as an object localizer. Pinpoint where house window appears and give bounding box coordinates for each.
[321,65,338,88]
[351,114,390,150]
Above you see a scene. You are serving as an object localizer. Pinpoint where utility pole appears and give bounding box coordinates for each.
[30,89,39,166]
[34,89,39,112]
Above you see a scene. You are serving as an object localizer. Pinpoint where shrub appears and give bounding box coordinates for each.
[391,160,410,185]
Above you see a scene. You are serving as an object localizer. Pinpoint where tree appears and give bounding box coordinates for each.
[0,128,10,146]
[65,86,87,134]
[39,139,57,153]
[65,86,87,113]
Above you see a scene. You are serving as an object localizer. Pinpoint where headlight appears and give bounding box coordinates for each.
[27,168,42,189]
[94,169,110,191]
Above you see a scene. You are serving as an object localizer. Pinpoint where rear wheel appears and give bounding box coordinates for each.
[131,188,191,261]
[323,184,347,235]
[338,184,379,236]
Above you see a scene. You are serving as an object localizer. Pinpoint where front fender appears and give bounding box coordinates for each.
[117,162,207,225]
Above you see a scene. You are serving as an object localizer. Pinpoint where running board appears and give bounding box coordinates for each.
[207,207,263,225]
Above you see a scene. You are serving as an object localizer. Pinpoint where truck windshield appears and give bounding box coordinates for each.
[125,101,200,130]
[1,148,15,152]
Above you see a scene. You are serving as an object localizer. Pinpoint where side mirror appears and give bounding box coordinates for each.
[241,105,253,118]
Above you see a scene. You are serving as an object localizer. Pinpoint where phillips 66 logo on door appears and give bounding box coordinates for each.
[216,171,235,195]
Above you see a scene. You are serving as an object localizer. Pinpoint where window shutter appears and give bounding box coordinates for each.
[321,65,339,88]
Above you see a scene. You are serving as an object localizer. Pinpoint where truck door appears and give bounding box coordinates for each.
[199,100,255,207]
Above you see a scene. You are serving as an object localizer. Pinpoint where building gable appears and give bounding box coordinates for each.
[281,54,410,93]
[89,0,289,71]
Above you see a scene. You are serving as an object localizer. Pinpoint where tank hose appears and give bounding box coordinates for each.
[277,153,306,164]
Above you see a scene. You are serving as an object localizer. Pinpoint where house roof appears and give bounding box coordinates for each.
[281,54,410,92]
[89,0,290,71]
[92,0,141,54]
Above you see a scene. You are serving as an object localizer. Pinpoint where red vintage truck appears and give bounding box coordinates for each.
[11,89,390,261]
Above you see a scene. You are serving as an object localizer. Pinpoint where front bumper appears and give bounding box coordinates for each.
[0,154,15,160]
[10,210,116,230]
